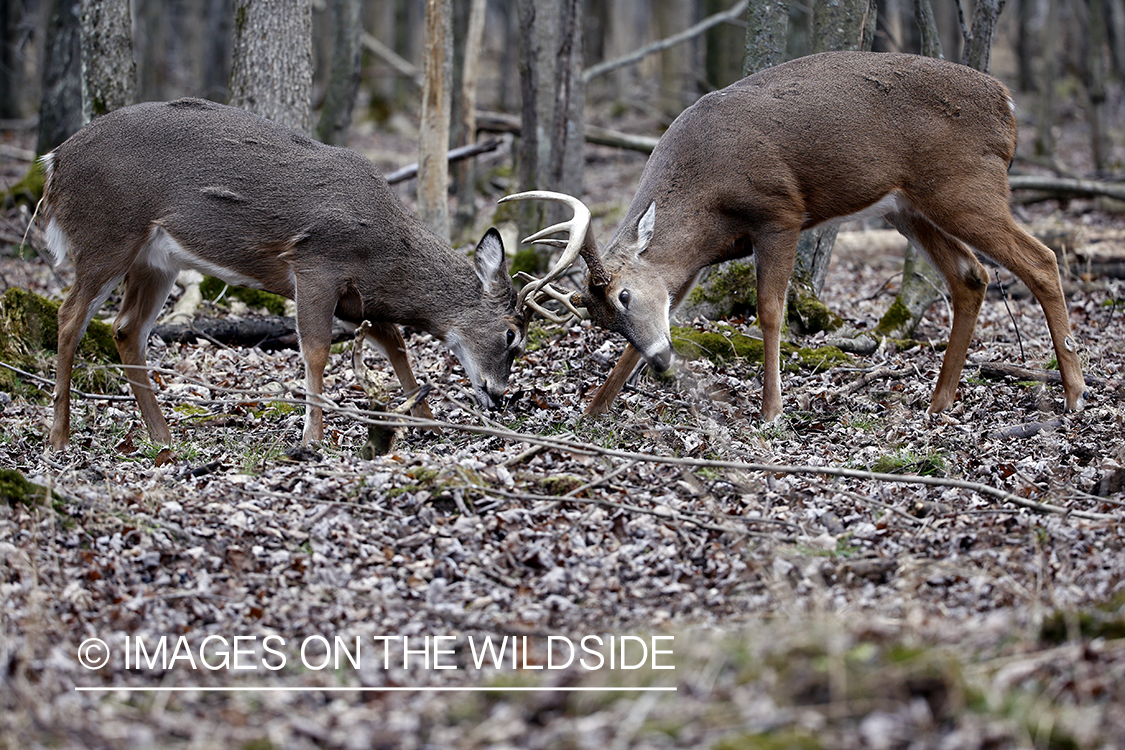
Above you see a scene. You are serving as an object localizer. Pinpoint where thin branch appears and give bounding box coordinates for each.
[64,364,1119,523]
[384,138,502,184]
[583,0,749,83]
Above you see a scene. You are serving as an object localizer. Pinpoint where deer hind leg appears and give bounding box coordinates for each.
[924,199,1086,412]
[885,210,988,414]
[50,267,127,449]
[112,264,179,444]
[363,321,436,422]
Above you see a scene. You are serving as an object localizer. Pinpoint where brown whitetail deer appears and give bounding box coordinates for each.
[43,97,528,449]
[506,51,1087,419]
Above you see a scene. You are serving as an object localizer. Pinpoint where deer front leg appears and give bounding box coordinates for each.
[752,230,801,422]
[50,272,127,449]
[363,321,436,422]
[585,344,644,415]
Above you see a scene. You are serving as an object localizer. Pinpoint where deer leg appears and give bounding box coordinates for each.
[926,203,1086,412]
[113,265,179,444]
[585,344,644,415]
[363,321,436,421]
[293,278,343,445]
[50,273,125,449]
[752,230,801,421]
[886,211,988,413]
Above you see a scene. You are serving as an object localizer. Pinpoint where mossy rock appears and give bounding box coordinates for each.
[682,260,758,320]
[0,468,59,507]
[787,285,843,335]
[671,323,850,373]
[509,247,544,280]
[199,276,288,316]
[3,159,45,208]
[0,288,120,397]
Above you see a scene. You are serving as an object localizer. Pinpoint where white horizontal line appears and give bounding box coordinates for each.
[75,686,677,693]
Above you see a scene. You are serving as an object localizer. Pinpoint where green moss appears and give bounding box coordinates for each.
[713,730,821,750]
[0,468,58,507]
[524,322,554,353]
[199,277,288,316]
[3,158,46,207]
[0,288,120,397]
[540,474,584,495]
[787,285,843,334]
[509,247,543,279]
[686,261,758,316]
[870,448,948,477]
[671,323,849,373]
[875,296,913,338]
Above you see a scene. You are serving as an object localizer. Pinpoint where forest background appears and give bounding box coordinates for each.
[2,1,1125,749]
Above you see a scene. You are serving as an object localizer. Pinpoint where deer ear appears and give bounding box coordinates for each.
[636,201,656,254]
[473,228,508,290]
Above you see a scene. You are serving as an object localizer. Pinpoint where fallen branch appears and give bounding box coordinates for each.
[1008,175,1125,203]
[383,137,502,184]
[476,111,659,154]
[975,362,1124,397]
[88,364,1120,523]
[361,32,422,87]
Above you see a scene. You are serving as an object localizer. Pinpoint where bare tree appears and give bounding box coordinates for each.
[316,0,361,145]
[228,0,313,133]
[79,0,136,121]
[789,0,876,319]
[418,0,452,240]
[36,0,82,155]
[744,0,790,74]
[514,0,584,249]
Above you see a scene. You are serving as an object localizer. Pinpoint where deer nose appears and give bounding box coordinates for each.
[649,346,674,373]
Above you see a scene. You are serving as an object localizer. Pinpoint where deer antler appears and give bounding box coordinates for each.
[498,191,609,322]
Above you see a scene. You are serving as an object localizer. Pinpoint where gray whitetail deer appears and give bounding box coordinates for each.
[506,51,1087,419]
[43,97,528,449]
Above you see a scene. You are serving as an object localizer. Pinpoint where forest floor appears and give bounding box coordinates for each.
[2,100,1125,749]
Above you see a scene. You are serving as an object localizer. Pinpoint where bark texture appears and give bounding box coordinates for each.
[229,0,313,133]
[79,0,137,121]
[418,0,452,241]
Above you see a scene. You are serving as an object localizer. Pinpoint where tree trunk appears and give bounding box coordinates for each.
[316,0,361,146]
[515,0,585,256]
[1080,0,1111,172]
[743,0,790,75]
[654,0,695,115]
[960,0,1006,72]
[229,0,313,133]
[453,0,487,237]
[1033,0,1060,159]
[79,0,137,121]
[418,0,452,241]
[37,0,83,155]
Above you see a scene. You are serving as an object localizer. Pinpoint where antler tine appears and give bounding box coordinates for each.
[514,272,587,323]
[499,190,602,318]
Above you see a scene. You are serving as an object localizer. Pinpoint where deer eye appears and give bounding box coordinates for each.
[618,289,631,308]
[506,329,517,347]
